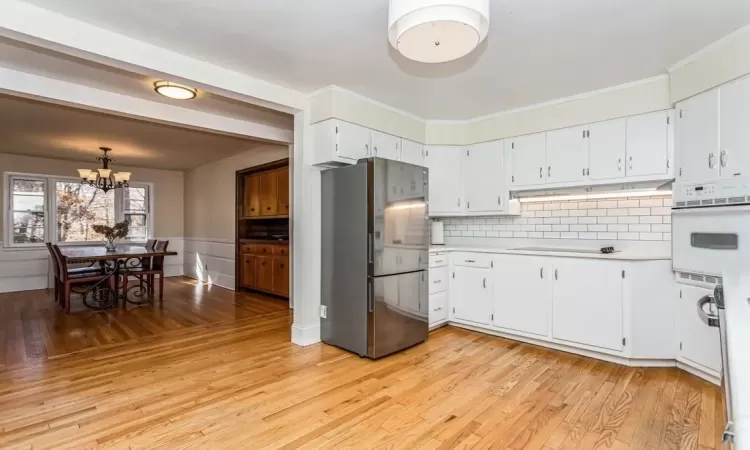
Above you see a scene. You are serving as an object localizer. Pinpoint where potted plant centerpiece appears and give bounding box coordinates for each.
[92,220,129,252]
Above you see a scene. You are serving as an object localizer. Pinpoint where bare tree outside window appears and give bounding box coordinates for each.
[11,178,46,244]
[56,182,114,242]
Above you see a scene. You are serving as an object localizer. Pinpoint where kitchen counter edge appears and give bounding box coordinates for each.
[428,246,670,261]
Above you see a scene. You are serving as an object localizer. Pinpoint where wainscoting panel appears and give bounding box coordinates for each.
[182,237,236,291]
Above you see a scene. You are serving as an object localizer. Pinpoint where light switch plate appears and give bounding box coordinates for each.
[320,305,327,319]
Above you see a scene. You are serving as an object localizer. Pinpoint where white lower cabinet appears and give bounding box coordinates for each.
[675,284,722,374]
[551,258,624,352]
[492,255,551,337]
[450,265,492,325]
[428,252,449,327]
[429,291,449,325]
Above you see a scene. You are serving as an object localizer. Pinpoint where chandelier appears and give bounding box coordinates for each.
[388,0,490,63]
[77,147,131,192]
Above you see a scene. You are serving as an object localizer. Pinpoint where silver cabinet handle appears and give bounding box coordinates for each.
[497,196,501,205]
[539,167,543,178]
[373,146,378,156]
[554,268,558,280]
[467,201,470,209]
[548,166,551,178]
[483,278,486,288]
[697,295,719,327]
[434,279,442,284]
[540,267,543,279]
[629,156,633,170]
[720,150,727,168]
[365,144,369,155]
[434,259,444,264]
[709,153,715,169]
[457,198,461,207]
[465,259,475,263]
[582,168,585,176]
[367,233,374,263]
[618,158,622,171]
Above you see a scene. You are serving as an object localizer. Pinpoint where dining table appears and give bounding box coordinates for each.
[59,245,178,310]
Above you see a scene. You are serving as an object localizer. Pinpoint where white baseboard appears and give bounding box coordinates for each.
[676,359,722,386]
[292,324,321,346]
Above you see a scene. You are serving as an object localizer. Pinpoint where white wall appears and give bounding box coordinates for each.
[670,24,750,103]
[182,144,289,290]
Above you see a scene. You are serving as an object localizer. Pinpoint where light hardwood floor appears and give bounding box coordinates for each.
[0,277,724,449]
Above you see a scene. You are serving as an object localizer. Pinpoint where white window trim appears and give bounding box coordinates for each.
[3,171,154,249]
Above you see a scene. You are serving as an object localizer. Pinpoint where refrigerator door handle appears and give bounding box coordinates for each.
[368,279,374,313]
[368,233,374,264]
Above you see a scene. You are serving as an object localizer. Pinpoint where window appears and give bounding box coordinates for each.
[4,172,152,247]
[9,177,46,245]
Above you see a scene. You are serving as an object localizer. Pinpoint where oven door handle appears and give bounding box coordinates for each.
[697,295,720,328]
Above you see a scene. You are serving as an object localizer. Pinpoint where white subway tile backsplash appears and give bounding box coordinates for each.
[439,194,672,242]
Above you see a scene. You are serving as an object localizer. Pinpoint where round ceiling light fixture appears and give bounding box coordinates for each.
[388,0,490,64]
[154,80,198,100]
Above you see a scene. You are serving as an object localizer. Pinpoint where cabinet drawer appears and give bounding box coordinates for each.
[272,245,289,256]
[240,244,255,254]
[429,266,448,294]
[451,252,492,268]
[255,244,274,255]
[429,252,448,268]
[429,291,449,324]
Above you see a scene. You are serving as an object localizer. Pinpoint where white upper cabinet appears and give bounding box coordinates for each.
[552,258,624,352]
[463,141,506,214]
[587,118,627,181]
[511,132,547,187]
[371,131,401,161]
[492,255,552,337]
[313,119,371,165]
[401,139,426,167]
[676,89,720,183]
[546,126,588,184]
[626,110,671,178]
[426,146,463,216]
[719,75,750,179]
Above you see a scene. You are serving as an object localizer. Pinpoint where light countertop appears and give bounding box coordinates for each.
[429,245,670,261]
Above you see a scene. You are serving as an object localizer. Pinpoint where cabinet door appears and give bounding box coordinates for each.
[676,285,721,373]
[588,119,627,180]
[337,121,372,160]
[426,146,463,215]
[259,171,278,216]
[552,259,624,351]
[464,141,505,213]
[720,75,750,179]
[676,89,720,183]
[626,111,670,177]
[511,133,547,187]
[492,255,552,336]
[401,139,426,166]
[256,255,274,292]
[272,256,289,296]
[245,174,261,217]
[546,126,588,184]
[429,291,449,325]
[450,266,491,325]
[276,167,290,216]
[240,254,256,288]
[371,131,401,160]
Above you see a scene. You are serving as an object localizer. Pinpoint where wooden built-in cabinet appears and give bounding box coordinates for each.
[276,167,290,215]
[244,174,261,217]
[242,165,289,219]
[239,242,289,298]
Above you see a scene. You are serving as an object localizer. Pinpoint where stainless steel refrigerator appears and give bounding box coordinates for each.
[321,157,429,358]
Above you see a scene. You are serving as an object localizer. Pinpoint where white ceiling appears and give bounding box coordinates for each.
[0,94,271,170]
[0,37,294,130]
[18,0,750,119]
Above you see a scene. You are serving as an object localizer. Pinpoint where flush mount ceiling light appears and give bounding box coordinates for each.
[388,0,490,63]
[154,80,197,100]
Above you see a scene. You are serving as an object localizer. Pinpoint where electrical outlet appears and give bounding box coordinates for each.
[320,305,327,319]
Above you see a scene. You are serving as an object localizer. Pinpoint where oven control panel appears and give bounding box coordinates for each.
[674,178,750,207]
[683,183,716,197]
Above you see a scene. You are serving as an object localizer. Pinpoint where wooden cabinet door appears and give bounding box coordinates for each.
[492,255,552,337]
[511,132,547,187]
[272,256,289,296]
[245,174,261,217]
[259,171,278,216]
[240,254,256,288]
[625,111,669,177]
[588,118,627,181]
[546,126,588,184]
[426,146,463,216]
[276,167,290,216]
[256,255,274,292]
[551,259,624,352]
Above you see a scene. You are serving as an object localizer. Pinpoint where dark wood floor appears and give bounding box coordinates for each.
[0,277,289,369]
[0,277,724,449]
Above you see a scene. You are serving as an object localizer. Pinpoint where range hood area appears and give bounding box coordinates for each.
[511,179,673,201]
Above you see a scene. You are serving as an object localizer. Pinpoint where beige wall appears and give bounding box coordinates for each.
[184,144,289,241]
[0,152,184,240]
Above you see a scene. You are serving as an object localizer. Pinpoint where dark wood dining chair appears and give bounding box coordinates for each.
[123,240,169,302]
[145,239,157,251]
[48,244,113,314]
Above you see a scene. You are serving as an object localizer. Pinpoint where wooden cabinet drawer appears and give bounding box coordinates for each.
[429,266,448,294]
[255,244,274,255]
[452,252,492,268]
[272,245,289,256]
[240,244,255,254]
